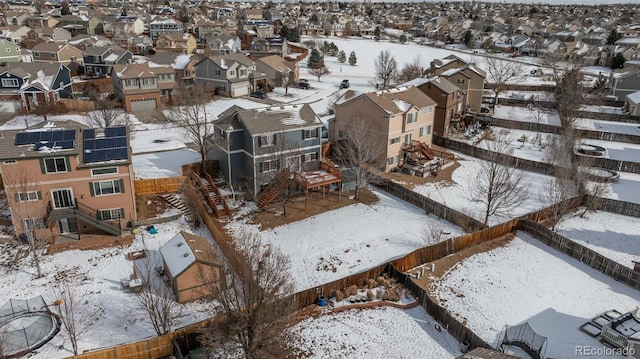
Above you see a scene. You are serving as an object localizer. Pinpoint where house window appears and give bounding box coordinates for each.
[419,125,431,137]
[22,217,46,230]
[257,134,275,147]
[406,112,417,124]
[404,134,412,144]
[388,155,398,165]
[44,157,68,173]
[338,130,347,139]
[34,52,40,57]
[259,159,279,173]
[70,56,76,62]
[142,78,155,86]
[125,79,134,87]
[98,208,124,220]
[4,160,16,164]
[304,152,317,162]
[91,179,124,196]
[303,129,317,140]
[215,69,221,75]
[457,79,465,84]
[390,137,400,145]
[229,70,235,76]
[240,69,246,76]
[1,79,18,87]
[422,107,432,113]
[91,167,118,176]
[16,191,41,202]
[50,53,56,58]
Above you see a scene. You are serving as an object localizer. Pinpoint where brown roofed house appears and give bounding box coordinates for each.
[111,62,176,112]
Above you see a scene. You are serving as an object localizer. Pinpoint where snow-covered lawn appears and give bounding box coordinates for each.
[557,210,640,269]
[0,218,215,359]
[291,306,462,359]
[132,148,201,179]
[431,232,640,359]
[581,138,640,162]
[473,126,553,163]
[576,118,640,135]
[604,171,640,205]
[225,189,463,292]
[493,104,561,126]
[412,155,555,225]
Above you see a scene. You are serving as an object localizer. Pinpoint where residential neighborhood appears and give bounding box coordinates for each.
[0,1,639,359]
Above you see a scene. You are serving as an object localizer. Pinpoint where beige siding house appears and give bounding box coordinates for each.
[332,86,436,172]
[31,42,83,65]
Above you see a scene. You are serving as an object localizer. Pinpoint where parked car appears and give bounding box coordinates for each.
[340,79,350,89]
[250,91,267,99]
[298,81,310,89]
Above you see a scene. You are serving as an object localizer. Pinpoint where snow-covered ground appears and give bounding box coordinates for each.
[493,104,561,126]
[557,210,640,269]
[432,232,640,359]
[604,171,640,205]
[412,154,555,225]
[581,138,640,162]
[0,218,217,359]
[291,306,462,359]
[132,148,201,179]
[225,189,464,292]
[576,118,640,135]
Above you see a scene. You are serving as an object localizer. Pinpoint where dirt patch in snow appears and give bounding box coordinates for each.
[135,195,168,220]
[378,160,461,188]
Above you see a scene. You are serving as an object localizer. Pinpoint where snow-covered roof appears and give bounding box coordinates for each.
[159,231,220,277]
[627,91,640,104]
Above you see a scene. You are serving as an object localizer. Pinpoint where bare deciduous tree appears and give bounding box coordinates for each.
[273,70,296,96]
[200,231,296,359]
[468,139,527,224]
[134,255,185,336]
[86,91,122,128]
[422,222,447,245]
[539,177,579,231]
[396,56,425,83]
[3,168,48,278]
[483,56,524,106]
[53,280,94,355]
[332,118,386,200]
[374,50,398,89]
[308,66,331,82]
[170,82,214,164]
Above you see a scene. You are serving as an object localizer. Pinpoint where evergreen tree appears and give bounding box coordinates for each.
[280,25,289,39]
[348,51,357,66]
[463,30,473,48]
[307,48,324,69]
[289,27,300,42]
[610,53,626,69]
[607,29,622,45]
[399,34,407,43]
[337,50,346,63]
[60,0,71,15]
[374,26,380,39]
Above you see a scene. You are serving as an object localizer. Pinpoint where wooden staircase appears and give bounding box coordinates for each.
[190,171,230,218]
[257,169,293,209]
[159,194,193,221]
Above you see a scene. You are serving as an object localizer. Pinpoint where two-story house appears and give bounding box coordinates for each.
[0,39,21,63]
[331,86,436,172]
[33,27,72,43]
[206,35,242,55]
[255,55,299,88]
[0,62,73,111]
[610,70,640,102]
[432,55,486,114]
[58,15,104,36]
[26,14,59,28]
[149,18,184,42]
[112,62,176,112]
[194,54,266,97]
[249,37,288,59]
[0,123,137,244]
[31,42,83,65]
[2,25,36,44]
[207,104,323,195]
[83,46,132,77]
[155,33,197,54]
[148,52,199,83]
[407,77,466,136]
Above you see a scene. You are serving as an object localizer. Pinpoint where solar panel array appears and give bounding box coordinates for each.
[14,129,76,150]
[83,126,128,163]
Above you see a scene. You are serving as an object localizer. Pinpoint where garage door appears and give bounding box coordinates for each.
[233,86,249,97]
[130,99,157,112]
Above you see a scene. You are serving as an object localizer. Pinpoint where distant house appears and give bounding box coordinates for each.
[26,15,59,28]
[58,14,103,36]
[2,26,36,45]
[159,231,223,303]
[0,62,73,111]
[155,33,197,54]
[206,35,242,55]
[194,54,266,97]
[33,27,72,43]
[149,18,184,42]
[331,86,437,172]
[31,42,83,66]
[83,46,132,77]
[432,55,486,114]
[0,39,21,63]
[0,124,136,244]
[112,62,176,112]
[249,37,288,59]
[148,52,199,83]
[207,104,323,195]
[610,70,640,102]
[625,91,640,116]
[255,55,299,89]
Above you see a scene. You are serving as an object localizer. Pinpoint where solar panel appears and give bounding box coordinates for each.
[105,127,126,137]
[57,140,74,149]
[84,129,95,139]
[28,132,40,143]
[14,133,29,145]
[51,131,64,141]
[82,126,128,163]
[39,132,52,142]
[63,130,75,141]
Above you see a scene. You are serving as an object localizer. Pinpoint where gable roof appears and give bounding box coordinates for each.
[4,62,65,92]
[0,122,82,160]
[255,54,296,72]
[219,104,321,136]
[340,86,436,115]
[112,62,174,79]
[159,231,221,277]
[203,53,255,69]
[148,53,196,70]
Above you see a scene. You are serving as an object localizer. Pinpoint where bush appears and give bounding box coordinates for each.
[335,290,344,302]
[366,290,374,301]
[347,284,358,296]
[377,275,389,288]
[367,279,377,289]
[383,285,402,302]
[376,289,384,299]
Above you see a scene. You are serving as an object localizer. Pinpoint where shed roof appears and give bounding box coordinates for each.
[160,231,222,277]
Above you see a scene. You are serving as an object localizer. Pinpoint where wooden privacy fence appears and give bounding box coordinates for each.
[133,176,186,195]
[373,177,487,232]
[586,196,640,218]
[589,156,640,175]
[433,135,557,176]
[517,219,640,290]
[59,98,96,112]
[575,110,640,124]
